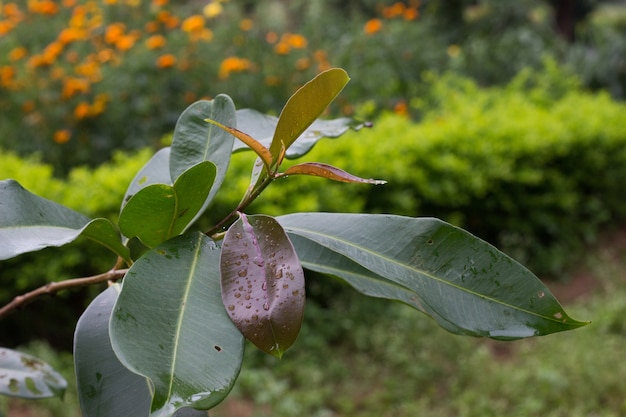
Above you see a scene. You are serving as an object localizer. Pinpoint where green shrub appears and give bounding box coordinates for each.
[219,72,626,277]
[0,148,151,348]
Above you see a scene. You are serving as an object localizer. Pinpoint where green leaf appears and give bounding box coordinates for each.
[269,68,350,166]
[119,162,216,248]
[282,162,387,184]
[170,96,236,220]
[75,286,207,417]
[0,347,66,399]
[287,234,426,313]
[0,180,130,262]
[110,232,244,416]
[233,108,364,158]
[75,285,153,417]
[122,147,172,211]
[278,213,588,340]
[220,214,305,358]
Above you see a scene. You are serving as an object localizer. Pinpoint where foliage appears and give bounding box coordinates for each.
[0,70,585,416]
[3,254,626,417]
[0,148,152,348]
[230,69,626,276]
[3,0,623,172]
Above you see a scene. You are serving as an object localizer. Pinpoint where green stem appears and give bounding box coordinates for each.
[206,173,275,239]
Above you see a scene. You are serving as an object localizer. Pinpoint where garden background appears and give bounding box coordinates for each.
[2,0,626,415]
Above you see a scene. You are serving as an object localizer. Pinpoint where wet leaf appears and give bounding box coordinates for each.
[119,162,216,247]
[278,213,588,340]
[110,232,244,416]
[0,180,130,262]
[0,348,66,399]
[76,286,208,417]
[75,285,153,417]
[283,162,387,184]
[270,68,350,167]
[220,214,305,358]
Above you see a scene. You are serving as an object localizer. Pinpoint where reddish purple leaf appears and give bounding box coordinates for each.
[283,162,387,184]
[220,214,305,357]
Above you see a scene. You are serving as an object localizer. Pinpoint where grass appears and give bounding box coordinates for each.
[2,229,626,417]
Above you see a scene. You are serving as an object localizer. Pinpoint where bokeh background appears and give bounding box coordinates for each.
[2,0,626,416]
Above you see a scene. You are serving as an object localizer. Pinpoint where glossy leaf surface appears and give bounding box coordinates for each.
[270,68,350,166]
[75,285,153,417]
[220,214,305,358]
[75,286,208,417]
[0,348,66,399]
[119,162,216,247]
[278,213,588,340]
[283,162,387,184]
[233,108,364,158]
[122,147,172,211]
[0,180,130,262]
[170,96,236,211]
[110,232,244,416]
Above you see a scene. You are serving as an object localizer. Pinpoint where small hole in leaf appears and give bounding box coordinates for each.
[214,345,222,352]
[427,239,434,245]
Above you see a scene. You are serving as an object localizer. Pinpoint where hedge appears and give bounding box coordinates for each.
[212,72,626,277]
[3,70,626,346]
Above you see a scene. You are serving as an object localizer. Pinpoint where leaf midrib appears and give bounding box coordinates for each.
[286,227,564,324]
[164,233,202,407]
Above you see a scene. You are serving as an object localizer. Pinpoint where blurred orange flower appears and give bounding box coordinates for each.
[181,15,204,33]
[97,48,115,63]
[74,102,91,119]
[3,3,24,18]
[75,61,102,81]
[9,47,28,61]
[0,66,16,89]
[115,33,138,51]
[62,77,90,99]
[239,18,253,31]
[91,93,109,115]
[283,33,307,49]
[146,34,166,49]
[156,54,177,68]
[274,42,290,55]
[42,41,64,65]
[29,0,59,15]
[152,0,168,6]
[404,7,419,20]
[53,129,71,144]
[364,18,382,35]
[218,56,252,79]
[58,27,88,44]
[382,2,405,19]
[0,21,16,36]
[105,23,126,44]
[157,10,179,29]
